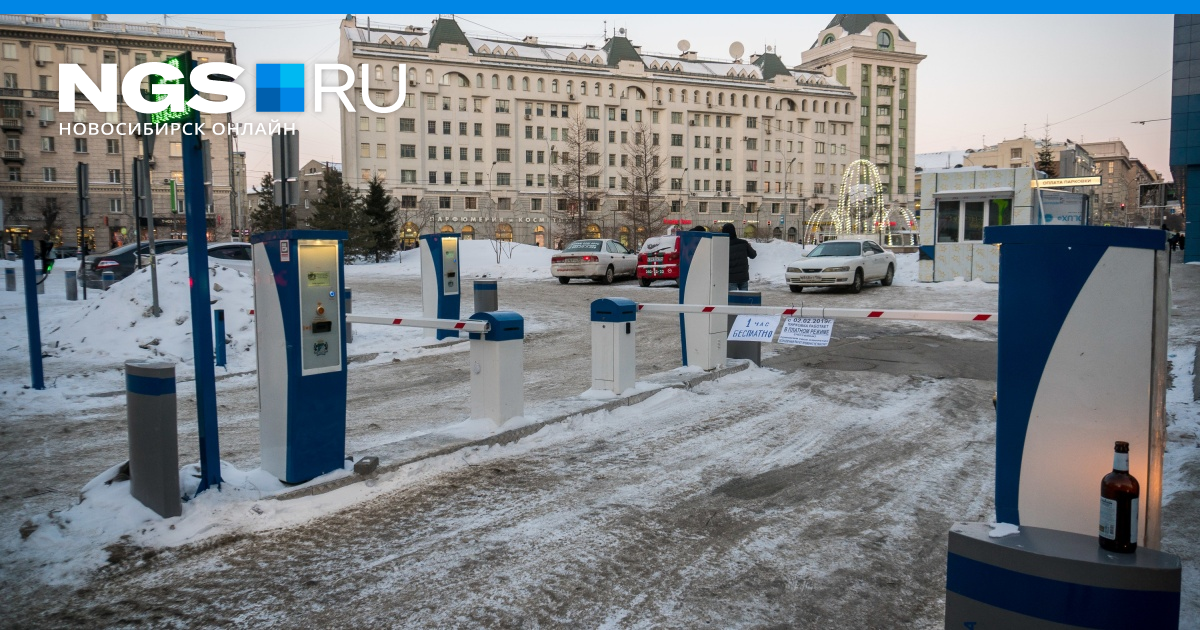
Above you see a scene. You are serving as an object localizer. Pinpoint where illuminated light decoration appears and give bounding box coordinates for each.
[148,53,195,126]
[802,159,919,247]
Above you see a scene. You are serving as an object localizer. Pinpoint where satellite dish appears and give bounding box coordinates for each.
[618,27,626,36]
[729,41,745,60]
[677,39,691,53]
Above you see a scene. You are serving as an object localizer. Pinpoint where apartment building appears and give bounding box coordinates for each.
[1,14,237,251]
[799,14,925,211]
[1079,140,1161,226]
[339,15,864,246]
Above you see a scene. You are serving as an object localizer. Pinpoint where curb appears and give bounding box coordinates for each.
[273,360,752,501]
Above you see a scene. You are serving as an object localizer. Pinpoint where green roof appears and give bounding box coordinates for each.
[752,52,790,81]
[427,18,474,53]
[602,35,643,67]
[824,14,909,42]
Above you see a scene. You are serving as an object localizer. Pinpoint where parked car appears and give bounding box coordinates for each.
[52,245,79,259]
[551,239,638,284]
[636,235,682,287]
[164,241,253,273]
[80,239,188,288]
[784,239,896,294]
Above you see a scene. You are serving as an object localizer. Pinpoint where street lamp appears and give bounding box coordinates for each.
[784,157,797,247]
[547,142,555,248]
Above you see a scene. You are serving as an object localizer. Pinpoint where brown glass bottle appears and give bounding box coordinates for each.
[1099,441,1140,553]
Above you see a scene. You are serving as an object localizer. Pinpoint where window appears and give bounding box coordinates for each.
[670,134,683,147]
[496,123,510,137]
[43,167,57,181]
[474,123,483,136]
[746,138,757,150]
[746,117,757,129]
[443,121,451,135]
[937,198,1013,242]
[35,45,51,62]
[376,144,387,158]
[1,43,16,60]
[496,173,511,186]
[746,160,757,172]
[439,196,452,209]
[460,147,468,161]
[376,117,386,132]
[7,166,20,181]
[1011,148,1023,160]
[102,50,116,64]
[361,169,371,182]
[109,199,122,213]
[586,176,600,188]
[495,99,510,113]
[586,128,599,142]
[443,147,452,160]
[428,146,437,160]
[104,138,119,154]
[41,137,54,152]
[2,73,16,89]
[475,148,483,161]
[877,30,893,50]
[108,169,121,183]
[496,149,510,162]
[443,172,452,184]
[360,143,371,158]
[398,144,416,159]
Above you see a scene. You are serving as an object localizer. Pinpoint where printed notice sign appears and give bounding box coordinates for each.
[727,315,781,341]
[280,240,291,262]
[777,317,834,347]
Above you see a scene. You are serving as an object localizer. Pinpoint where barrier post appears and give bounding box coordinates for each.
[591,298,638,394]
[101,270,115,290]
[125,360,182,518]
[65,270,77,301]
[21,240,43,390]
[214,309,226,367]
[4,267,14,291]
[35,269,44,294]
[677,230,729,369]
[473,279,498,313]
[467,311,524,424]
[727,291,762,366]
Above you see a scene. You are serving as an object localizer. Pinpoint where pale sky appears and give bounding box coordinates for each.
[103,14,1175,184]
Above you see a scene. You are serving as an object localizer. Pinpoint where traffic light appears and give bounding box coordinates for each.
[38,240,54,275]
[1121,203,1126,210]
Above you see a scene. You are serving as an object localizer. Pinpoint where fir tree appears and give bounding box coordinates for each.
[1035,133,1059,178]
[249,172,294,234]
[308,169,363,260]
[360,175,399,263]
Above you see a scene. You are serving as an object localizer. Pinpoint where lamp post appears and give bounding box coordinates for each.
[784,157,796,246]
[547,143,555,248]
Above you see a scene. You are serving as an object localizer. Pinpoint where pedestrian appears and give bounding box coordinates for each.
[721,222,757,292]
[1180,233,1186,251]
[1169,233,1179,251]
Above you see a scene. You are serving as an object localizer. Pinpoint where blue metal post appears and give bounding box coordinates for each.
[182,105,222,493]
[214,309,226,367]
[21,240,44,390]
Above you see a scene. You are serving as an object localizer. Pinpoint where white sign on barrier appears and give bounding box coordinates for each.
[778,317,834,347]
[728,315,780,341]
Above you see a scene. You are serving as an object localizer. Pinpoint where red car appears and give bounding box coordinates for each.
[636,235,681,287]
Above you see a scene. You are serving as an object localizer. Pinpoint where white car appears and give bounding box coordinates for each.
[785,239,896,293]
[165,241,253,273]
[551,239,637,284]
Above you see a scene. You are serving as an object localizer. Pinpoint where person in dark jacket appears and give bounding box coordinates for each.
[721,223,757,291]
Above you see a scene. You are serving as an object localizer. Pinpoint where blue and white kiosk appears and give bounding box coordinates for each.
[251,230,348,484]
[677,230,729,370]
[420,233,461,340]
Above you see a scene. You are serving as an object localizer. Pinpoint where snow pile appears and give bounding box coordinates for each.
[344,240,556,281]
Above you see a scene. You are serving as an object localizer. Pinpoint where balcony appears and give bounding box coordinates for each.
[2,149,25,162]
[31,90,58,100]
[0,117,23,131]
[0,87,20,97]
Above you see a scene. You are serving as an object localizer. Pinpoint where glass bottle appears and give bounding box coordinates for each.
[1099,441,1140,553]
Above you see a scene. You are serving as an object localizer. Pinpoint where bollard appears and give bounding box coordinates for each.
[591,298,638,394]
[65,270,77,301]
[35,269,44,295]
[125,361,182,518]
[214,309,226,367]
[101,270,115,290]
[344,288,353,344]
[467,311,524,424]
[4,267,14,291]
[728,291,763,366]
[473,279,498,313]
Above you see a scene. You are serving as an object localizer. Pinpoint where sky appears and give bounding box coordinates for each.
[93,14,1176,184]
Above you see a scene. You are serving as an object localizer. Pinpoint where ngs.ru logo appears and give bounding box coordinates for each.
[57,61,407,116]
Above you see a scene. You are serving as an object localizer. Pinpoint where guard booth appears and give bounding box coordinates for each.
[251,230,349,484]
[421,233,461,340]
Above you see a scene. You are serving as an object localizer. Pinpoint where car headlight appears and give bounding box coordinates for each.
[824,266,850,272]
[786,266,802,273]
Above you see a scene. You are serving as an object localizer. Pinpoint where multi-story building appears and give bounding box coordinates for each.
[1080,140,1161,226]
[247,159,340,229]
[799,14,924,211]
[339,15,868,247]
[1173,15,1199,260]
[1,14,237,252]
[961,137,1096,178]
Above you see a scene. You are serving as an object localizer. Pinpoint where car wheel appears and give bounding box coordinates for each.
[558,276,570,285]
[790,285,803,293]
[639,277,651,287]
[849,269,863,294]
[881,264,894,286]
[600,265,615,285]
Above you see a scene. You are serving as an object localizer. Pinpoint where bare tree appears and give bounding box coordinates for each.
[552,114,605,243]
[38,197,61,242]
[474,196,520,263]
[619,122,669,250]
[398,196,439,250]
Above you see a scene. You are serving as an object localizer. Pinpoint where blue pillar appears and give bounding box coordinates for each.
[182,112,222,493]
[1185,166,1200,263]
[21,240,44,390]
[214,309,226,367]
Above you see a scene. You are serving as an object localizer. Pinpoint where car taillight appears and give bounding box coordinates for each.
[580,255,598,262]
[551,256,565,263]
[96,259,119,269]
[664,251,679,263]
[638,254,648,264]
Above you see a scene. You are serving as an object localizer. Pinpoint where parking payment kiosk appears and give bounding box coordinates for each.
[677,231,729,370]
[251,230,349,484]
[421,233,461,340]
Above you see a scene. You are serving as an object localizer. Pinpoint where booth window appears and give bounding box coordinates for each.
[937,198,1014,242]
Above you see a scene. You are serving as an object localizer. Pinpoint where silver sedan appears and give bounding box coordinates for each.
[785,239,896,293]
[551,239,638,284]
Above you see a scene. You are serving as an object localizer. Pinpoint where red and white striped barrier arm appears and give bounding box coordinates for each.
[345,314,490,333]
[634,303,996,323]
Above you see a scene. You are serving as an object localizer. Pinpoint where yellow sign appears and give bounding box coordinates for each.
[1031,176,1102,188]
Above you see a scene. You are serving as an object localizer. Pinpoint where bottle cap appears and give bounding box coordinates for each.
[1114,441,1129,453]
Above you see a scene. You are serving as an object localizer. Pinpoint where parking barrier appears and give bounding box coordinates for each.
[635,303,997,323]
[345,314,489,334]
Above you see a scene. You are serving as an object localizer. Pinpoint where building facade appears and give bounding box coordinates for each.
[1174,14,1200,261]
[799,14,924,212]
[1080,140,1161,227]
[1,14,238,252]
[339,15,873,247]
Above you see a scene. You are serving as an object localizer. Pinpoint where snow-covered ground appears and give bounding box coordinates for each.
[0,240,1195,626]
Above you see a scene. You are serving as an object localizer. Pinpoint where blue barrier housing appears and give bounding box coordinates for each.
[468,311,524,341]
[727,292,762,306]
[591,297,638,323]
